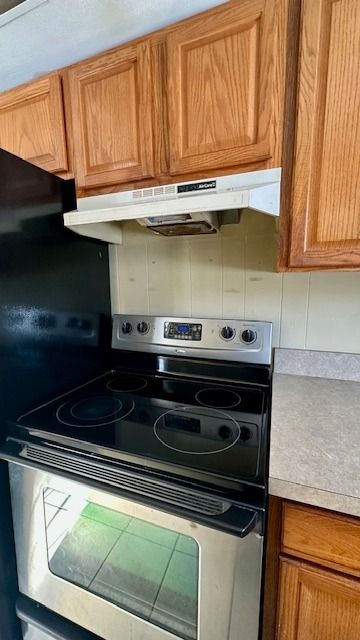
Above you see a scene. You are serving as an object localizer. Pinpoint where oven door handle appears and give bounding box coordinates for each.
[0,437,263,538]
[214,505,258,537]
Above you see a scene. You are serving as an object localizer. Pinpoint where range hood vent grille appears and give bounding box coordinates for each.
[133,185,177,199]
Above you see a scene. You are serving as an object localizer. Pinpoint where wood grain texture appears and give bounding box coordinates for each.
[277,557,360,640]
[151,39,169,177]
[282,502,360,578]
[0,73,68,173]
[75,0,292,197]
[289,0,360,268]
[185,21,259,149]
[277,0,302,270]
[167,0,288,175]
[68,42,155,189]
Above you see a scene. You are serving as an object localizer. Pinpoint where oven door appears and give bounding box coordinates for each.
[9,462,263,640]
[17,593,106,640]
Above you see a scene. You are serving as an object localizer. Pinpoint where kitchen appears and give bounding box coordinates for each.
[0,0,359,639]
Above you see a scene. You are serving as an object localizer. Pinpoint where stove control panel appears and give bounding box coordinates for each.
[113,315,272,365]
[164,321,202,341]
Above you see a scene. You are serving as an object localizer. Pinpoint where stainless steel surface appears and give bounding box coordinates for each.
[22,623,55,640]
[112,315,272,365]
[20,442,231,515]
[10,463,263,640]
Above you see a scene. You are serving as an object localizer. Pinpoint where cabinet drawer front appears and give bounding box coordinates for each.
[0,74,68,174]
[167,0,286,175]
[282,502,360,577]
[69,42,155,189]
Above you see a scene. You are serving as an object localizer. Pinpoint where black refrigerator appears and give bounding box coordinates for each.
[0,149,111,640]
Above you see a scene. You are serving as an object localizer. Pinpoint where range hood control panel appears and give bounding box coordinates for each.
[113,315,272,365]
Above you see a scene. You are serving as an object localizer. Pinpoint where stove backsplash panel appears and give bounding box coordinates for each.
[109,214,360,354]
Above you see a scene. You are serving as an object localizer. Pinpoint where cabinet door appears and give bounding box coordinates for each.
[0,74,68,174]
[277,558,360,640]
[69,42,154,190]
[289,0,360,268]
[167,0,286,175]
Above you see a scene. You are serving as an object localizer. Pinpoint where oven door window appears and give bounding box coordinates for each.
[43,488,199,640]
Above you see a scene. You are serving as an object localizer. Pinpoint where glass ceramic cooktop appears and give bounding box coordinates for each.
[17,370,265,481]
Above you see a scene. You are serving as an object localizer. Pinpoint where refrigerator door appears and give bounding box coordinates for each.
[0,149,111,425]
[0,149,111,640]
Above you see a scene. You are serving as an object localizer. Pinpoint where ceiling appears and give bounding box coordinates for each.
[0,0,226,92]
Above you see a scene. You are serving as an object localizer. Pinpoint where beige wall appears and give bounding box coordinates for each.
[109,212,360,353]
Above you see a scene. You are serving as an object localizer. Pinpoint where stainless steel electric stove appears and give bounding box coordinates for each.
[3,315,273,640]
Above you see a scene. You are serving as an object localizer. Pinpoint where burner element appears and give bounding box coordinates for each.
[56,394,134,428]
[107,375,148,393]
[70,396,122,421]
[195,387,241,409]
[153,406,240,455]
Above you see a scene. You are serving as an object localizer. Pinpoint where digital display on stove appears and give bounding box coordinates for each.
[165,414,201,433]
[177,324,189,333]
[164,322,202,341]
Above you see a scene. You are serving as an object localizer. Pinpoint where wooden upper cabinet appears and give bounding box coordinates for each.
[289,0,360,268]
[166,0,287,176]
[277,558,360,640]
[68,42,155,189]
[0,74,68,174]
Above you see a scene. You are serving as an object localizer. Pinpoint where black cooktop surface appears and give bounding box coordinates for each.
[14,369,268,485]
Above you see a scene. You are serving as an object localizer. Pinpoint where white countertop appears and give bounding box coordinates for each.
[269,349,360,517]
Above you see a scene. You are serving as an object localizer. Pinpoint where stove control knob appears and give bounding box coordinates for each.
[218,425,232,440]
[137,321,149,335]
[121,321,132,335]
[241,329,257,344]
[220,326,235,341]
[240,426,252,441]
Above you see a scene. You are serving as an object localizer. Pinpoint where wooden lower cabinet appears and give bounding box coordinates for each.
[272,502,360,640]
[277,558,360,640]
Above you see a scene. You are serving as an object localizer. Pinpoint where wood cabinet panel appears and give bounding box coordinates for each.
[69,42,155,189]
[282,502,360,578]
[289,0,360,268]
[167,0,287,175]
[151,40,169,177]
[0,74,68,173]
[277,558,360,640]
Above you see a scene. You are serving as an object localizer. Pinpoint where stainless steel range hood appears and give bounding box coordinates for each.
[64,168,281,243]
